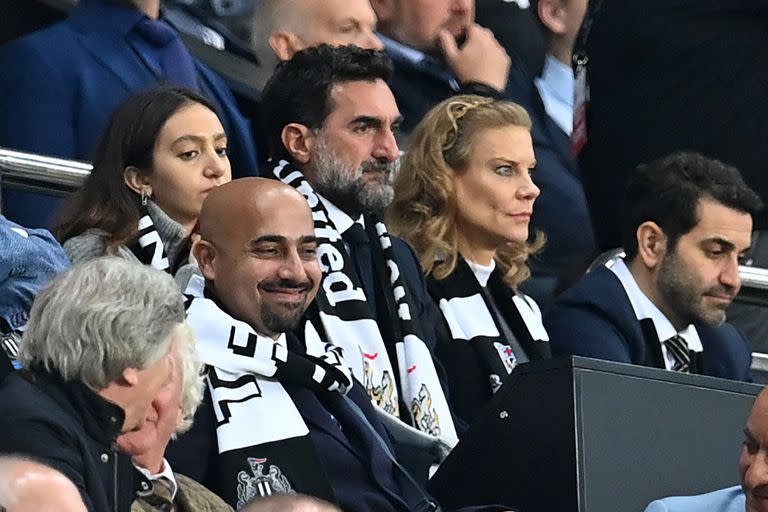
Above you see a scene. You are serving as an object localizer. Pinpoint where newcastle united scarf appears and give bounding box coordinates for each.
[272,160,457,442]
[184,274,352,508]
[127,202,189,274]
[428,258,550,394]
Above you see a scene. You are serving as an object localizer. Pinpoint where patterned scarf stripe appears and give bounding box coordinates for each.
[429,258,549,393]
[131,205,170,271]
[273,160,457,442]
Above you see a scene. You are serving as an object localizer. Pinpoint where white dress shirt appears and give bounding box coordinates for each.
[135,457,178,500]
[535,53,575,135]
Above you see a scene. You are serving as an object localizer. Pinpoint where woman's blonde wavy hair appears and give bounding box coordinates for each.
[388,95,544,288]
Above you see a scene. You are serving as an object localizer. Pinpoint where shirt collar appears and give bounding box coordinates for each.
[465,258,496,287]
[609,259,703,351]
[378,33,460,91]
[539,53,575,107]
[378,33,428,65]
[318,194,364,235]
[135,458,178,500]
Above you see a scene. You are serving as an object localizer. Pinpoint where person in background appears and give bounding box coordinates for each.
[370,0,511,135]
[0,0,258,178]
[250,0,384,89]
[55,87,231,287]
[389,95,550,424]
[0,0,257,228]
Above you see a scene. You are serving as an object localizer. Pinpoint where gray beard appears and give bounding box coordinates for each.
[311,137,398,217]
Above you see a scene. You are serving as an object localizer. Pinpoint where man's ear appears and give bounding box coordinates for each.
[194,240,218,281]
[635,221,668,270]
[269,31,304,61]
[281,123,315,164]
[124,166,152,196]
[537,0,567,36]
[122,367,140,387]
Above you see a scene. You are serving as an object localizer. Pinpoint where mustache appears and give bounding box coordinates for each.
[705,284,737,299]
[259,279,313,293]
[360,158,400,175]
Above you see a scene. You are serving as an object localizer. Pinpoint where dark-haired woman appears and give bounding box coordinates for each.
[55,86,231,279]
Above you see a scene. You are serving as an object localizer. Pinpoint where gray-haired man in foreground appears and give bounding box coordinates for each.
[0,257,183,512]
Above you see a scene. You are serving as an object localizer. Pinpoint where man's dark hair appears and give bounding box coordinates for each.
[260,44,394,161]
[621,151,763,260]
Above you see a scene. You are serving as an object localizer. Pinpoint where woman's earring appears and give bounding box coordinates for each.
[141,189,148,206]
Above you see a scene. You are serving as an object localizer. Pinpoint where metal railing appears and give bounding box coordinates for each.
[0,148,91,213]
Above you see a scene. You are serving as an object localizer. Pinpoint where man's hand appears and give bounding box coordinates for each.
[438,24,511,92]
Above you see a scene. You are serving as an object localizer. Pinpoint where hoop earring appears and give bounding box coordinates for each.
[141,190,148,206]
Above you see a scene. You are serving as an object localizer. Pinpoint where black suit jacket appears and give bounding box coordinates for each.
[505,62,597,306]
[544,266,752,381]
[579,0,768,248]
[0,370,137,512]
[475,0,547,76]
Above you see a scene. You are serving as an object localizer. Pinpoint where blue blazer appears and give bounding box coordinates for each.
[644,486,745,512]
[0,0,258,178]
[544,265,752,381]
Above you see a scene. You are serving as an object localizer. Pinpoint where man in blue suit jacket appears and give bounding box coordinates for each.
[644,383,768,511]
[645,487,745,512]
[545,152,762,381]
[0,0,258,179]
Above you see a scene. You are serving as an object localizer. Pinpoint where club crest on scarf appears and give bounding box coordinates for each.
[361,350,397,415]
[237,457,295,509]
[411,383,442,437]
[493,341,517,373]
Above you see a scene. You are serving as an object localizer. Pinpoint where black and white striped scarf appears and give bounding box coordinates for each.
[129,204,171,272]
[428,258,550,394]
[272,160,457,442]
[184,274,350,508]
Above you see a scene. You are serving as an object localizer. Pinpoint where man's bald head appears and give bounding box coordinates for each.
[252,0,383,76]
[198,177,305,247]
[241,493,341,512]
[194,178,321,338]
[0,457,87,512]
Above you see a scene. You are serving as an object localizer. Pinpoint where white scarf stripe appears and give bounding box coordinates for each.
[273,160,457,442]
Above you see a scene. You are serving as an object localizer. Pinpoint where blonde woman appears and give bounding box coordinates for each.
[389,95,551,424]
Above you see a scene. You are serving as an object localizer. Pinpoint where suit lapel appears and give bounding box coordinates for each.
[288,387,359,460]
[639,318,665,369]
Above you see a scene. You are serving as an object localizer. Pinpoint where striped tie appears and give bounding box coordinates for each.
[664,334,691,373]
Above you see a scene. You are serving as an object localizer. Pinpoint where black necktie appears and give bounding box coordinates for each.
[664,334,691,373]
[343,223,376,303]
[133,18,199,91]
